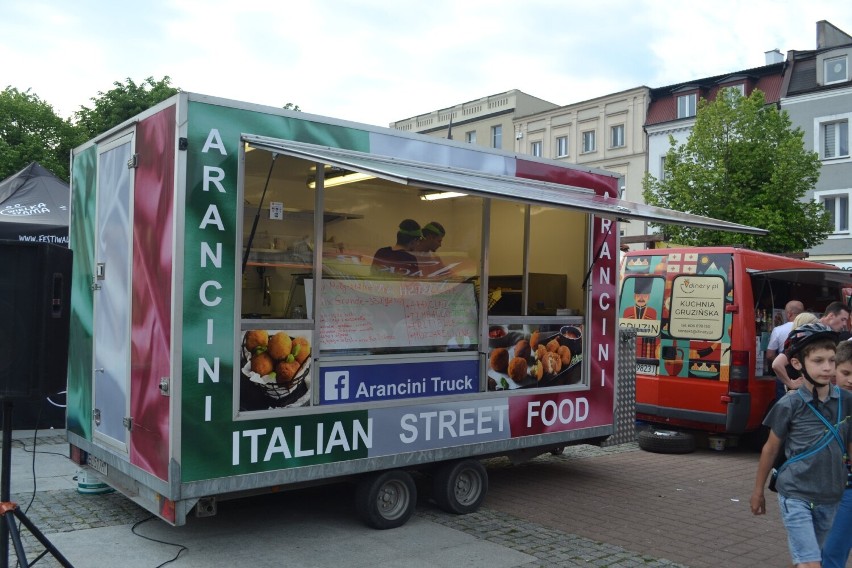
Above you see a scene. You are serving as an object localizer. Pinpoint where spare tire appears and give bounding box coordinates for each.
[637,429,696,454]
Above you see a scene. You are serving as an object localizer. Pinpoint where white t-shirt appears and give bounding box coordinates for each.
[767,321,794,353]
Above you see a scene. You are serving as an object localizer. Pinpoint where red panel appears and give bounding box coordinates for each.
[130,106,175,480]
[513,159,619,197]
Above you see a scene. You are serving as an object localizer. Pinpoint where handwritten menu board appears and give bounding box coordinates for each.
[312,279,478,350]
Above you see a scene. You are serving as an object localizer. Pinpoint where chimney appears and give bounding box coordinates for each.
[764,49,784,64]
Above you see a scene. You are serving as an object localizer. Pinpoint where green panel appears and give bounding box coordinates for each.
[181,101,369,481]
[67,146,97,439]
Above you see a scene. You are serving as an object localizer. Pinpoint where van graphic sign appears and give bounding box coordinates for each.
[669,275,726,340]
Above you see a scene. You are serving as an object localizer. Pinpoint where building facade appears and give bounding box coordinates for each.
[781,21,852,268]
[388,89,558,150]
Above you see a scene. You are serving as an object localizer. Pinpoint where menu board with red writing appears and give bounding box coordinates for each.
[312,279,478,350]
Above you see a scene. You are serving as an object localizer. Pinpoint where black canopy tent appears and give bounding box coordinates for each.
[0,162,69,429]
[0,162,70,244]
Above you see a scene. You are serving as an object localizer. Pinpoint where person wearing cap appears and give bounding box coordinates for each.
[371,219,422,276]
[622,278,657,320]
[413,221,448,277]
[750,323,852,568]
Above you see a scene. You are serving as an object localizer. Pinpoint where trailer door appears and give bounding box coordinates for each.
[92,129,135,452]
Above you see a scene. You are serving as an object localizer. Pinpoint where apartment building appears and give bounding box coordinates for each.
[388,89,558,149]
[781,20,852,268]
[511,86,650,238]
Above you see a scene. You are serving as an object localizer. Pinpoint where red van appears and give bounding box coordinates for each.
[619,247,851,442]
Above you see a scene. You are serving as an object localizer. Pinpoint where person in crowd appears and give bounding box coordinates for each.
[767,300,804,398]
[822,340,852,568]
[773,302,851,391]
[371,219,422,276]
[751,323,852,568]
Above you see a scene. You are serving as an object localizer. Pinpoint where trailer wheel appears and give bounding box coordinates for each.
[432,459,488,515]
[637,429,696,454]
[355,470,417,530]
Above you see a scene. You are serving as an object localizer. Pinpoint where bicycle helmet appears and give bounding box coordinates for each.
[783,322,838,358]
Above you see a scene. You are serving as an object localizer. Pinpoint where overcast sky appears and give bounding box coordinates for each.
[2,0,851,128]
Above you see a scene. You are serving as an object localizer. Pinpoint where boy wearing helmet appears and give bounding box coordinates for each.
[751,323,852,568]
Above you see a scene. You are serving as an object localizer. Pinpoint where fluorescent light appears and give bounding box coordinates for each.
[420,191,467,201]
[307,171,375,189]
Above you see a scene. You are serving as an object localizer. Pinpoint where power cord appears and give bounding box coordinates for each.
[130,516,189,567]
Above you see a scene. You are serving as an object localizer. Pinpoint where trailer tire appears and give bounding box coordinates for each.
[432,459,488,515]
[355,470,417,530]
[637,429,696,454]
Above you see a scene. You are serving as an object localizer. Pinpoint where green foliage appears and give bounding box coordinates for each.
[283,103,301,111]
[74,76,180,140]
[643,89,830,253]
[0,87,82,181]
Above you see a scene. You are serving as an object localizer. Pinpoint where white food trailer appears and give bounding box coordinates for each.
[65,93,763,527]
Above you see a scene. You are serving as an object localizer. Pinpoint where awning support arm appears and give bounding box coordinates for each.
[241,153,278,274]
[581,220,615,291]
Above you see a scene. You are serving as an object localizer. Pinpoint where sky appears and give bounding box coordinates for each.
[2,0,852,129]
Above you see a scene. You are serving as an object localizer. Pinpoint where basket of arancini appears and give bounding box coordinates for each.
[242,329,312,407]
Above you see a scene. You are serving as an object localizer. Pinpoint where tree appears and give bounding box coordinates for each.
[74,76,180,140]
[0,87,82,181]
[643,89,830,253]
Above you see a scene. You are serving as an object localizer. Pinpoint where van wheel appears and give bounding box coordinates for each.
[432,459,488,515]
[355,470,417,529]
[637,429,696,454]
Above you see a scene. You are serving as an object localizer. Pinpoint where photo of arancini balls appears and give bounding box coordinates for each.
[267,332,293,360]
[557,345,572,366]
[275,359,301,386]
[291,336,311,364]
[514,339,531,360]
[546,338,560,353]
[529,331,541,350]
[542,351,562,375]
[508,356,528,382]
[490,347,509,372]
[534,344,547,362]
[250,352,274,376]
[244,329,268,353]
[532,360,544,381]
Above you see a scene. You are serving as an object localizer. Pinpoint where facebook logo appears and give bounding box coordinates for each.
[324,371,349,401]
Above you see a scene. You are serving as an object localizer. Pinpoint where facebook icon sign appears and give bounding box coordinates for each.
[324,371,350,401]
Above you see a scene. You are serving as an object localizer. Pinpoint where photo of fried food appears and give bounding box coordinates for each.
[546,338,560,353]
[245,329,269,353]
[535,344,547,362]
[557,345,572,366]
[541,351,562,375]
[267,332,293,360]
[529,331,541,350]
[490,347,509,372]
[514,339,531,360]
[508,356,528,381]
[532,360,544,381]
[292,336,311,364]
[250,352,274,376]
[275,359,301,386]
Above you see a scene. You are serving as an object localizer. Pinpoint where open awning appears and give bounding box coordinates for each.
[243,134,767,235]
[747,268,852,287]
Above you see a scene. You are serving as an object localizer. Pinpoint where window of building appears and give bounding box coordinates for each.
[465,131,476,144]
[555,136,568,157]
[659,156,667,181]
[491,125,502,149]
[581,130,596,153]
[821,119,850,159]
[677,93,697,119]
[530,141,542,157]
[722,84,746,100]
[816,190,850,235]
[610,125,625,148]
[825,56,849,84]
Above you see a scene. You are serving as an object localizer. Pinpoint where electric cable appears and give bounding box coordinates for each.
[130,515,189,567]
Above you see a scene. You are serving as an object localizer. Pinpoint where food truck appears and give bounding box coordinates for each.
[65,93,763,528]
[620,247,852,445]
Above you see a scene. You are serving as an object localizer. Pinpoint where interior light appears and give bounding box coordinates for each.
[420,191,468,201]
[307,171,375,189]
